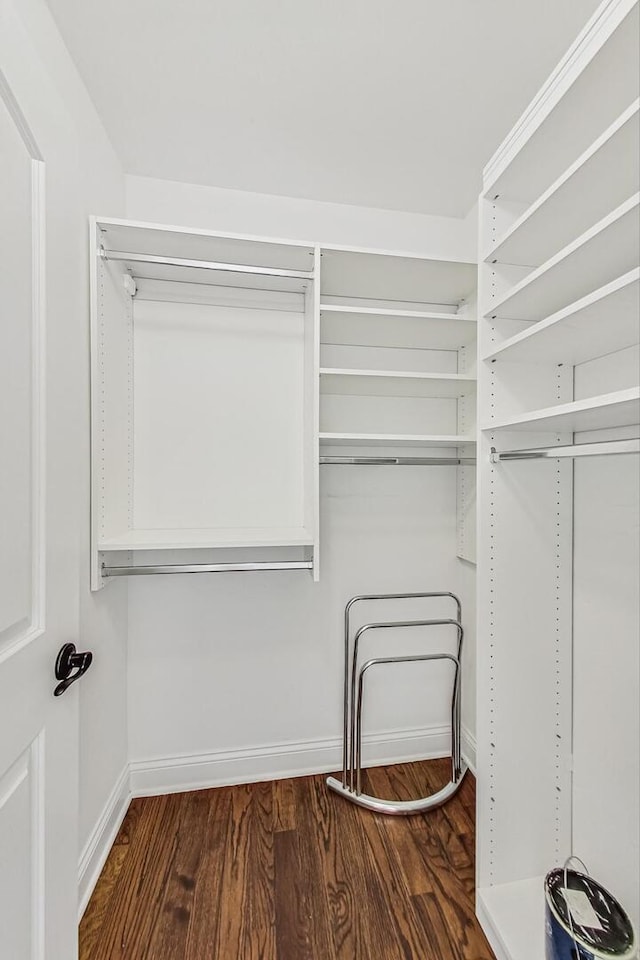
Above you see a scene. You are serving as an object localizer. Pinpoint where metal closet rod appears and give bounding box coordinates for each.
[100,248,314,280]
[320,456,475,465]
[491,437,640,462]
[101,560,313,577]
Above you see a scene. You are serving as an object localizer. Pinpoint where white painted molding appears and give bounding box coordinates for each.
[129,725,457,798]
[483,0,637,192]
[78,724,477,912]
[78,766,130,919]
[461,725,477,774]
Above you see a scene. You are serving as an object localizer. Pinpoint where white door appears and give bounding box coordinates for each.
[0,69,84,960]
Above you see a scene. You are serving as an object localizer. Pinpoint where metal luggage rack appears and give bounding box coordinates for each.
[326,591,467,815]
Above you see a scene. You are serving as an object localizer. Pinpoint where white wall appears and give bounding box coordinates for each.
[4,0,127,903]
[125,175,478,793]
[125,175,477,262]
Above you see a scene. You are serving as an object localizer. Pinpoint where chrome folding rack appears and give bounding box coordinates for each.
[326,591,467,815]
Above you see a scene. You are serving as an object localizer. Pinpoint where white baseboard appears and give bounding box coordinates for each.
[129,723,462,798]
[78,765,131,919]
[79,725,478,913]
[462,725,477,774]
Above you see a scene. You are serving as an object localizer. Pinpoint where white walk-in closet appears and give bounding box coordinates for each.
[0,1,638,958]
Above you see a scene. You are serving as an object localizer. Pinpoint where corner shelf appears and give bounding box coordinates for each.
[483,269,640,365]
[483,388,640,435]
[319,432,475,449]
[487,193,640,321]
[97,527,315,551]
[320,368,476,399]
[485,101,639,267]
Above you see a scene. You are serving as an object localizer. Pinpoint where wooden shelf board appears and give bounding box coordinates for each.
[487,194,640,322]
[483,388,640,435]
[486,101,640,267]
[484,270,640,365]
[319,432,475,449]
[477,877,545,960]
[98,527,314,551]
[320,368,476,399]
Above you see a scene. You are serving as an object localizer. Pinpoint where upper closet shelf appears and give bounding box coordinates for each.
[319,432,475,449]
[320,248,476,305]
[485,100,639,266]
[483,388,640,435]
[320,369,476,399]
[483,1,639,202]
[319,304,476,350]
[484,269,640,365]
[487,193,640,321]
[97,527,314,552]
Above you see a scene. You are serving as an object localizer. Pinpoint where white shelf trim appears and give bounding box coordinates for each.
[319,432,476,448]
[482,0,638,192]
[485,99,640,265]
[319,303,462,321]
[482,387,640,434]
[98,527,314,551]
[483,268,640,364]
[485,193,640,320]
[319,367,476,399]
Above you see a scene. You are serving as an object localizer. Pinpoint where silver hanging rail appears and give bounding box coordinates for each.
[491,438,640,462]
[99,248,314,280]
[101,560,313,577]
[320,456,476,466]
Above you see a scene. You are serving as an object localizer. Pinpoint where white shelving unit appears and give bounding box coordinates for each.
[91,225,479,584]
[320,369,476,398]
[483,269,639,365]
[484,100,639,267]
[90,219,320,588]
[319,432,475,448]
[318,247,478,561]
[485,388,640,435]
[476,2,640,957]
[488,193,639,321]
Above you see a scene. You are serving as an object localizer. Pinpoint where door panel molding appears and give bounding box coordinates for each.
[0,73,46,663]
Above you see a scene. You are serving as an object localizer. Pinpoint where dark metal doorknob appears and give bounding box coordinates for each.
[54,643,93,697]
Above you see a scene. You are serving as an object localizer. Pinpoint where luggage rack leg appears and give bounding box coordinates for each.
[328,593,467,816]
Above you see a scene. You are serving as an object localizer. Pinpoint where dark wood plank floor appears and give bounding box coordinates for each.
[80,759,493,960]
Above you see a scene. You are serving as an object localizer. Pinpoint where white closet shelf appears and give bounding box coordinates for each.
[96,217,315,273]
[482,2,639,203]
[319,303,476,350]
[477,877,545,960]
[98,527,314,551]
[320,368,476,399]
[319,432,475,449]
[319,248,476,305]
[485,100,640,267]
[483,388,640,435]
[486,193,640,321]
[483,269,640,365]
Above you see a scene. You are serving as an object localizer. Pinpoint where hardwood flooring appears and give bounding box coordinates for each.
[79,759,493,960]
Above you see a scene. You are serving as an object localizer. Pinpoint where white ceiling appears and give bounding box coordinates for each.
[48,0,602,218]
